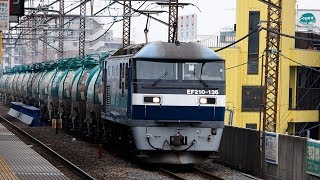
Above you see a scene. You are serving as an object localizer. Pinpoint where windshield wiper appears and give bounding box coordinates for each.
[196,74,208,87]
[151,71,168,87]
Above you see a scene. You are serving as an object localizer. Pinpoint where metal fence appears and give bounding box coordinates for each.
[196,34,236,48]
[195,27,236,48]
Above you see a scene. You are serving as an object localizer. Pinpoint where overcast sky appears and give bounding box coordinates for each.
[105,0,320,43]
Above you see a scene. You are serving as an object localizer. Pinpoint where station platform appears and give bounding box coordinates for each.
[0,123,68,180]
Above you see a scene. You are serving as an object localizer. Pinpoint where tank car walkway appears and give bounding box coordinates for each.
[0,123,68,180]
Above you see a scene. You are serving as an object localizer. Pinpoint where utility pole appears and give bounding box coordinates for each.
[32,14,37,62]
[42,0,48,61]
[261,0,282,132]
[59,0,64,59]
[122,0,131,48]
[79,0,86,60]
[43,28,47,61]
[168,0,178,42]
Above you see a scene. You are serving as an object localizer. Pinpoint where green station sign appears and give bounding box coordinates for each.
[307,139,320,177]
[300,13,316,25]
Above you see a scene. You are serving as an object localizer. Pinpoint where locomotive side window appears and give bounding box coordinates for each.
[125,63,128,89]
[121,63,125,97]
[119,63,122,89]
[116,65,119,76]
[122,63,125,79]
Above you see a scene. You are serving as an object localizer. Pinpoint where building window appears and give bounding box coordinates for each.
[242,86,263,111]
[247,11,260,74]
[246,123,257,129]
[296,66,320,110]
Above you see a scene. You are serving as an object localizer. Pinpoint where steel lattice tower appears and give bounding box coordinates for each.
[79,0,86,60]
[168,0,178,42]
[263,0,282,132]
[32,15,37,62]
[122,1,131,48]
[59,0,64,58]
[43,29,47,61]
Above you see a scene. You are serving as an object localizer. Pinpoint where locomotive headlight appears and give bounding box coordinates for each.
[153,97,161,103]
[199,97,216,105]
[144,96,161,103]
[199,97,207,104]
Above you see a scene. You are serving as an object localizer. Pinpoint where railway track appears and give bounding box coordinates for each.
[0,115,95,180]
[159,166,226,180]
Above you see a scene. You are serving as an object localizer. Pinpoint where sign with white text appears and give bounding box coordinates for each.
[265,132,279,164]
[0,0,9,30]
[307,139,320,177]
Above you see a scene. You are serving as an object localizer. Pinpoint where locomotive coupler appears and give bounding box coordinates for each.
[170,132,187,146]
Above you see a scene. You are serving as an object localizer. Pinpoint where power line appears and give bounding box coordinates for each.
[290,121,320,136]
[225,54,265,70]
[280,53,320,73]
[262,27,320,43]
[277,53,320,129]
[86,20,120,43]
[87,1,148,43]
[215,28,262,52]
[278,54,320,127]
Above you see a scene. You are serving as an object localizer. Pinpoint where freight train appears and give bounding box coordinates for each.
[0,41,226,164]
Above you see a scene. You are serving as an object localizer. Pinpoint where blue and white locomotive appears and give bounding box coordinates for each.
[102,41,226,164]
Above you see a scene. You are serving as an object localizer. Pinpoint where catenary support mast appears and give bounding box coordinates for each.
[123,0,131,47]
[261,0,282,132]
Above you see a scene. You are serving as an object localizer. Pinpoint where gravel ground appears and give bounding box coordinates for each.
[0,103,262,180]
[195,163,261,180]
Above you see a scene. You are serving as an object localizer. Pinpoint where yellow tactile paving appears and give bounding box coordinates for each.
[0,156,18,180]
[0,123,68,180]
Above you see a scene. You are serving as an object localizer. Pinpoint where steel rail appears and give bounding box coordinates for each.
[159,167,227,180]
[158,168,186,180]
[192,167,226,180]
[0,115,96,180]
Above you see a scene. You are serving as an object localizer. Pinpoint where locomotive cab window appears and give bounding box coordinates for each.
[132,59,226,91]
[182,62,225,81]
[133,60,178,81]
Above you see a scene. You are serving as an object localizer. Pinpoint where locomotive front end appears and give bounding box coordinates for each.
[130,42,226,164]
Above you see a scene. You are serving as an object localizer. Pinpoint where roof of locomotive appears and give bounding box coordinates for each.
[133,41,224,61]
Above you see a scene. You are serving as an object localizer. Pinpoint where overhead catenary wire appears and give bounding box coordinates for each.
[86,20,120,43]
[86,1,147,43]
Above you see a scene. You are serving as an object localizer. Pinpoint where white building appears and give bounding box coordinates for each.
[178,14,197,42]
[47,17,123,60]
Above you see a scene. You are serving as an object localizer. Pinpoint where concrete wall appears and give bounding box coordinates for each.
[219,126,320,179]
